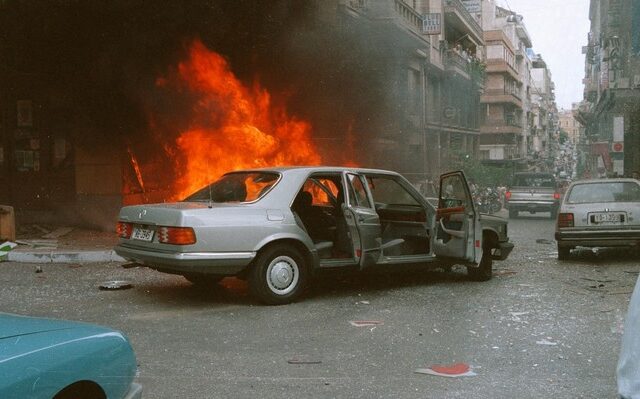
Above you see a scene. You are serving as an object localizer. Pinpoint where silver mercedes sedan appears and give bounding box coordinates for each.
[115,167,512,304]
[555,178,640,260]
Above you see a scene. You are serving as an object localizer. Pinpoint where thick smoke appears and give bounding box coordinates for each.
[0,1,400,170]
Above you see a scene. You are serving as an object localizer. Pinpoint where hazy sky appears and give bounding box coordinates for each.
[497,0,591,110]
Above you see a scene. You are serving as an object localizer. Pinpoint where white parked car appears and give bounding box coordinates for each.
[555,178,640,260]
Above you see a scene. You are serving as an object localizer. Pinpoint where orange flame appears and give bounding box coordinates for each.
[161,39,322,200]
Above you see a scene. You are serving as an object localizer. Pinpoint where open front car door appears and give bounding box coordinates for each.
[433,171,481,263]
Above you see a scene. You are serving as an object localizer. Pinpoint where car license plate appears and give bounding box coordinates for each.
[593,212,623,224]
[131,227,154,241]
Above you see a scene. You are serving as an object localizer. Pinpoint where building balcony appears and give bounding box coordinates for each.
[485,59,520,81]
[480,89,523,108]
[340,0,428,47]
[444,0,483,45]
[480,120,523,135]
[445,49,471,79]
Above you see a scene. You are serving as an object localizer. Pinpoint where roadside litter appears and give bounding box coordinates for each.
[99,280,133,290]
[287,357,322,365]
[349,320,384,327]
[0,241,17,261]
[414,362,477,378]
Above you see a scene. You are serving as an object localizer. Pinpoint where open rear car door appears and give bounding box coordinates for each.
[342,172,382,269]
[433,171,481,263]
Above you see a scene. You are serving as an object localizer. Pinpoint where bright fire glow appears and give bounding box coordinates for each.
[162,39,322,200]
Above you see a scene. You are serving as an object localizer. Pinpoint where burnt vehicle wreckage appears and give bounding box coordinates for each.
[115,167,513,304]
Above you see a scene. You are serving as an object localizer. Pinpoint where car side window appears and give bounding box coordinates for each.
[365,176,420,207]
[440,175,470,209]
[346,174,372,208]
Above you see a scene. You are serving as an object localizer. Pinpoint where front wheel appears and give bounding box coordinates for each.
[467,248,493,281]
[249,244,308,305]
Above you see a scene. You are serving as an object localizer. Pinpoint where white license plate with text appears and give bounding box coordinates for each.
[593,213,623,224]
[131,227,154,241]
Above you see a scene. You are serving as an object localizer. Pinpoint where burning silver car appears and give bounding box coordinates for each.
[555,178,640,260]
[115,167,513,304]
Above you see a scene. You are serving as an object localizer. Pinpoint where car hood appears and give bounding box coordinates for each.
[0,313,93,340]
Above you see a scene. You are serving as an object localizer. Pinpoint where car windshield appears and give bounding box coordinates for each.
[183,172,279,203]
[513,174,556,188]
[567,182,640,204]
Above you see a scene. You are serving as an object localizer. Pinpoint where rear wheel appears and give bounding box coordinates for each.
[557,245,571,260]
[249,244,308,305]
[468,248,493,281]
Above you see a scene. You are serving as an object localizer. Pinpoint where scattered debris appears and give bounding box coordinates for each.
[349,320,384,327]
[536,239,553,245]
[0,241,17,260]
[15,239,58,248]
[287,357,322,365]
[536,339,558,346]
[32,224,50,235]
[581,277,614,283]
[121,262,142,269]
[356,300,370,305]
[99,280,133,290]
[67,264,82,269]
[415,362,477,378]
[35,266,43,273]
[510,311,530,322]
[494,269,517,277]
[42,227,74,239]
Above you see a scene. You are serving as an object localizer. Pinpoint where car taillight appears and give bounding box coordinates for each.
[557,213,574,228]
[116,222,132,238]
[157,226,196,245]
[554,192,561,200]
[505,191,512,200]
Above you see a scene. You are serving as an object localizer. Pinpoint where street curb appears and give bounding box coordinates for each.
[6,250,125,264]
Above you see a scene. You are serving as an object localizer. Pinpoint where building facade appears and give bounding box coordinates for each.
[577,0,640,177]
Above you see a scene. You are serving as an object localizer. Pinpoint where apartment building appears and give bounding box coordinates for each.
[577,0,640,177]
[339,0,485,180]
[558,107,584,146]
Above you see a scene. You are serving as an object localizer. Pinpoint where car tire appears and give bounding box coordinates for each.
[557,245,571,260]
[183,273,224,287]
[249,244,307,305]
[509,209,517,219]
[468,248,492,282]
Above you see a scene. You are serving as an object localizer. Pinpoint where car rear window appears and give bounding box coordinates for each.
[184,172,280,203]
[513,174,556,188]
[567,182,640,204]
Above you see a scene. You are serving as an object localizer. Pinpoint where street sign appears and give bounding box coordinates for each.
[422,13,441,35]
[612,142,624,152]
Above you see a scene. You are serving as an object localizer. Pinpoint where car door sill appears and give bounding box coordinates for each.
[319,259,358,268]
[377,254,435,265]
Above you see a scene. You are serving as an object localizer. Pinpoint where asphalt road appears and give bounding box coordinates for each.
[1,211,638,398]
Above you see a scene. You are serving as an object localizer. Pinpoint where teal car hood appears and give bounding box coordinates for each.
[0,313,80,339]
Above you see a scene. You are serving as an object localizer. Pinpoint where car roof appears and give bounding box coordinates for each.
[568,178,640,187]
[224,165,404,176]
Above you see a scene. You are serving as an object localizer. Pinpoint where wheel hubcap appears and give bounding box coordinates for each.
[266,255,299,295]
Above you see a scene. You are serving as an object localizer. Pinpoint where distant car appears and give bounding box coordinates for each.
[555,178,640,260]
[115,167,513,304]
[0,313,142,399]
[506,172,560,219]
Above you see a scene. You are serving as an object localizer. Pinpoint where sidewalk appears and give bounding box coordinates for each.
[4,225,125,264]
